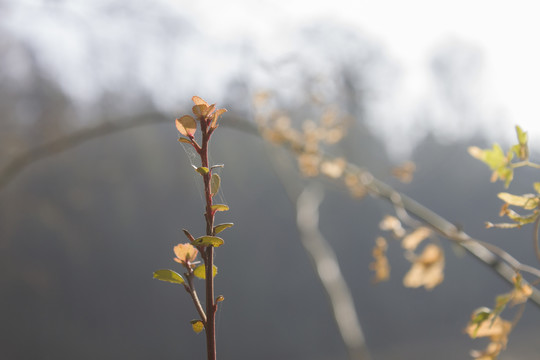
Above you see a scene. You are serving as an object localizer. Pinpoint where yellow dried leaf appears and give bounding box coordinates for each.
[497,192,539,210]
[392,161,416,183]
[468,146,485,160]
[510,274,533,305]
[320,158,346,179]
[298,153,321,177]
[379,215,406,238]
[466,313,512,360]
[369,237,390,283]
[403,244,444,290]
[402,227,431,251]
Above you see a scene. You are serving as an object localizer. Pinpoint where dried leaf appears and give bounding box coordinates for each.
[379,215,406,238]
[402,227,431,251]
[392,161,416,183]
[403,244,444,290]
[320,158,346,179]
[497,192,539,210]
[369,237,390,283]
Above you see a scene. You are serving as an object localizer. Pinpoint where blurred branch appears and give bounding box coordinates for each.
[2,111,540,311]
[0,111,258,191]
[297,184,372,360]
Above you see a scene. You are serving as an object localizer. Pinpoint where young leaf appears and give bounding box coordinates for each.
[210,174,221,196]
[190,319,205,334]
[193,166,210,175]
[153,269,185,285]
[193,264,218,279]
[192,236,224,247]
[192,96,209,106]
[210,108,227,128]
[516,125,528,145]
[176,115,197,137]
[214,223,234,234]
[534,182,540,194]
[211,204,229,212]
[178,137,192,144]
[173,243,199,265]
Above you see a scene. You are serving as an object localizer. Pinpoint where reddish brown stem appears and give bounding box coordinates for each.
[200,118,217,360]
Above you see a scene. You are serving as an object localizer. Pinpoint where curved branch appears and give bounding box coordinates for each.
[2,111,540,309]
[297,184,371,360]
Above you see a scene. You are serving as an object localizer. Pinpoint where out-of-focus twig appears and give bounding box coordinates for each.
[2,110,540,310]
[297,184,371,360]
[0,111,258,191]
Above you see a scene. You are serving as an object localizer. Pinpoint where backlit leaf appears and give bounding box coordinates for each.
[193,264,218,279]
[214,223,234,234]
[497,192,539,210]
[403,244,444,290]
[211,204,229,212]
[515,125,528,145]
[192,236,224,247]
[402,227,431,251]
[369,237,390,283]
[173,243,199,265]
[211,174,221,196]
[210,108,227,128]
[194,166,210,175]
[153,269,185,285]
[176,115,197,137]
[190,319,204,334]
[192,96,208,106]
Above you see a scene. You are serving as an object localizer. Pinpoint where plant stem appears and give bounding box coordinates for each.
[201,120,217,360]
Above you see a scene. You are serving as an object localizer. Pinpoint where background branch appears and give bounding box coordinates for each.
[2,111,540,311]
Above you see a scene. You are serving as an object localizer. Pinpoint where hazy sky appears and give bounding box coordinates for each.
[3,0,540,156]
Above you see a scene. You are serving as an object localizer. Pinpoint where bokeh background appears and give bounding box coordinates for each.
[1,1,540,359]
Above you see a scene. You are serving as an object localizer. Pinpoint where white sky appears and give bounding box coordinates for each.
[3,0,540,157]
[175,0,540,156]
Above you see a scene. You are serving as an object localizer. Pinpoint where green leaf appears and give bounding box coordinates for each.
[176,115,197,137]
[516,125,528,145]
[193,166,209,175]
[210,174,221,196]
[193,236,224,247]
[153,269,185,285]
[211,204,229,212]
[193,264,218,279]
[484,144,506,170]
[533,182,540,194]
[190,320,204,334]
[499,166,514,188]
[498,192,539,210]
[469,307,492,337]
[505,210,539,225]
[214,223,234,234]
[178,137,192,144]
